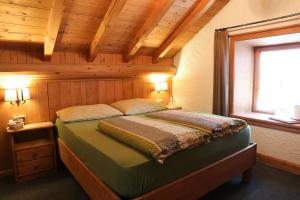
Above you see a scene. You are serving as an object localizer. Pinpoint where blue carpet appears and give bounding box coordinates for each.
[0,163,299,200]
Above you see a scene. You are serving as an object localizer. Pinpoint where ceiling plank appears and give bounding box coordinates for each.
[0,32,44,43]
[44,0,64,61]
[0,0,53,9]
[88,0,127,62]
[123,0,175,63]
[152,0,216,63]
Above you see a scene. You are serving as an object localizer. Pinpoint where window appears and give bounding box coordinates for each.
[230,25,300,133]
[253,43,300,116]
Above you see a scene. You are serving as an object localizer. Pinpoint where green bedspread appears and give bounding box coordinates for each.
[56,118,251,199]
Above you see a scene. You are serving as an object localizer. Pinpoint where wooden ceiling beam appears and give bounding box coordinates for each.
[152,0,216,63]
[44,0,64,61]
[123,0,175,63]
[88,0,127,62]
[0,63,177,79]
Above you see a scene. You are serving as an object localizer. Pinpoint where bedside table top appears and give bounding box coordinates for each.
[6,122,54,134]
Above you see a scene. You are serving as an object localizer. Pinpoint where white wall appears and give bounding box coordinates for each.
[173,0,300,165]
[233,41,254,113]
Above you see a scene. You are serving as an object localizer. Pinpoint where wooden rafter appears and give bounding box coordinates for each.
[123,0,175,63]
[44,0,64,61]
[0,63,176,79]
[152,0,216,63]
[88,0,127,62]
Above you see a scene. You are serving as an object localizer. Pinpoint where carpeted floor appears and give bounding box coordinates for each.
[0,163,299,200]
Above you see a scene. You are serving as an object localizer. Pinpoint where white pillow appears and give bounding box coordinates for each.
[111,98,167,115]
[56,104,123,122]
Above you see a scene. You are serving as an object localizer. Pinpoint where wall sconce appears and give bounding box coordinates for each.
[4,88,30,105]
[155,82,168,93]
[4,89,18,103]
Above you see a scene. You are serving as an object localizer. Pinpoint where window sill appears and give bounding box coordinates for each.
[230,112,300,134]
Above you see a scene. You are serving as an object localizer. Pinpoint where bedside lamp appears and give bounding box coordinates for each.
[4,88,30,104]
[155,82,168,93]
[18,88,30,102]
[4,89,18,103]
[154,81,168,103]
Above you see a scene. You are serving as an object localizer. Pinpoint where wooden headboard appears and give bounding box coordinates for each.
[0,78,172,123]
[47,78,172,121]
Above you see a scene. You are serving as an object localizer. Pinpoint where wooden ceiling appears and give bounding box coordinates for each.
[0,0,229,63]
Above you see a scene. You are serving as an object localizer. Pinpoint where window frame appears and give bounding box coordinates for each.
[252,42,300,114]
[229,24,300,134]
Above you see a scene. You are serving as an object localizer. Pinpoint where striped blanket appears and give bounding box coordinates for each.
[146,110,247,138]
[98,116,210,164]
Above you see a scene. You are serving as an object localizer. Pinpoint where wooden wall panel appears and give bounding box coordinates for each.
[47,78,167,121]
[0,47,175,79]
[85,80,99,105]
[133,79,145,98]
[0,46,174,173]
[114,80,124,101]
[0,78,172,172]
[123,79,133,99]
[23,83,50,123]
[0,45,173,66]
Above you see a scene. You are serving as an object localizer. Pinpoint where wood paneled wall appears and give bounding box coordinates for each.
[0,46,173,65]
[0,47,174,174]
[47,79,172,121]
[0,46,175,79]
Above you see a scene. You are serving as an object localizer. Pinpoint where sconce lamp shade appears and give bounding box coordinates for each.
[18,88,30,101]
[5,89,18,102]
[155,82,168,92]
[4,88,30,103]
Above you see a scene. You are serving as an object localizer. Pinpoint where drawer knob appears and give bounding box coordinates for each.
[32,153,38,158]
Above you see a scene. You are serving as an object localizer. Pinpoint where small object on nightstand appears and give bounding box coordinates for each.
[7,119,24,130]
[6,122,57,183]
[167,96,181,110]
[13,115,26,124]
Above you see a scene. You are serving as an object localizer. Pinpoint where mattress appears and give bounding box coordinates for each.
[55,118,251,199]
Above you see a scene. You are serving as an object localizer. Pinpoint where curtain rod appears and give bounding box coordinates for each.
[216,12,300,31]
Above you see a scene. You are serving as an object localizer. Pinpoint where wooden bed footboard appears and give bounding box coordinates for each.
[58,139,120,200]
[58,139,257,200]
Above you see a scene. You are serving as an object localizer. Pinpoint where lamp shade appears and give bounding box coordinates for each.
[5,89,18,102]
[18,88,30,101]
[155,82,168,92]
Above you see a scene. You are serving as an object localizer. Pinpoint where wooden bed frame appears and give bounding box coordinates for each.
[58,139,257,200]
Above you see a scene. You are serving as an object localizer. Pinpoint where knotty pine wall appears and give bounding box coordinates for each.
[0,47,174,174]
[0,46,173,66]
[0,46,175,79]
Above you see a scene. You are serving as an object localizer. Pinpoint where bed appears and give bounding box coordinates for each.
[55,113,256,200]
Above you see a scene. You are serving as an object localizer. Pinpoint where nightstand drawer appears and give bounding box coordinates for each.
[16,145,52,163]
[17,157,53,177]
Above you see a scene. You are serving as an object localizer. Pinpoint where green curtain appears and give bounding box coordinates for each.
[213,30,230,116]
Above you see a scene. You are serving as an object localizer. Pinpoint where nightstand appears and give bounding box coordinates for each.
[6,122,57,182]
